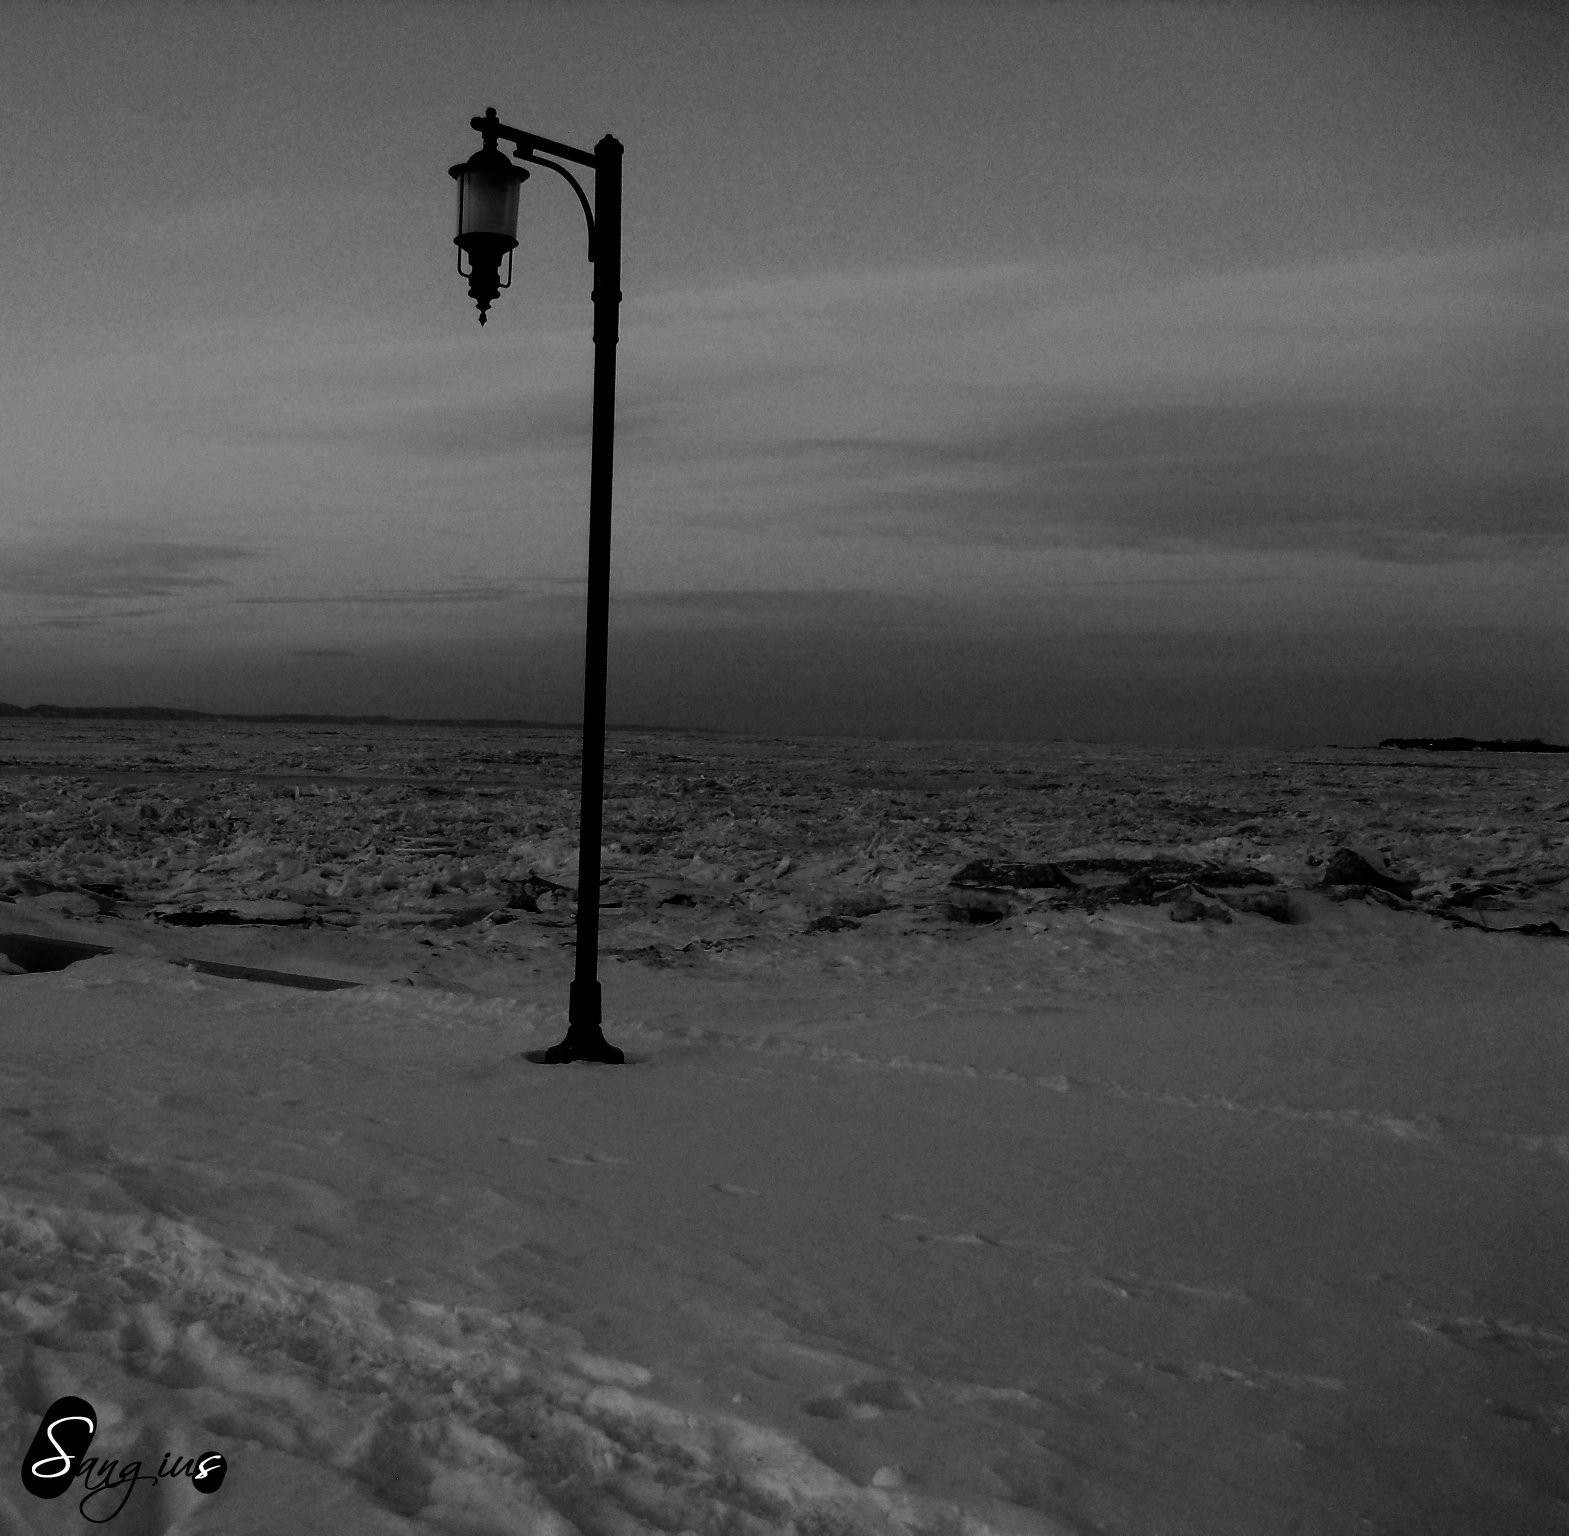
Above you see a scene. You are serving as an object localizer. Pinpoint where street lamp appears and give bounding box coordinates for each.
[449,106,625,1066]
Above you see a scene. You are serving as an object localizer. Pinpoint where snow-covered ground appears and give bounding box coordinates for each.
[1,723,1566,1534]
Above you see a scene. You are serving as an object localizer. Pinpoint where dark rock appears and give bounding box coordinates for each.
[1055,857,1204,877]
[1195,867,1278,889]
[1442,882,1509,910]
[959,855,1277,914]
[951,860,1075,890]
[805,914,862,933]
[1108,870,1199,905]
[1160,885,1232,923]
[169,957,357,991]
[1094,863,1271,907]
[1318,848,1414,899]
[943,891,1012,923]
[0,932,116,971]
[152,898,312,926]
[829,892,892,918]
[1222,887,1294,922]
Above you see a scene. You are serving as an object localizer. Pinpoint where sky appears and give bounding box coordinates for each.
[0,0,1563,748]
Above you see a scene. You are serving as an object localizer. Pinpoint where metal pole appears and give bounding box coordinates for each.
[546,135,624,1064]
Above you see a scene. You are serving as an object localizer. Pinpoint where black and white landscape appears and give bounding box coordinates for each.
[2,718,1565,1535]
[3,4,1564,1530]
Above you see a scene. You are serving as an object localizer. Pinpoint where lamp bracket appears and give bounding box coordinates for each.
[470,108,599,262]
[518,153,596,261]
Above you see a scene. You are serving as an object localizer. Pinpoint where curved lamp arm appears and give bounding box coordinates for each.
[471,107,599,261]
[518,152,596,261]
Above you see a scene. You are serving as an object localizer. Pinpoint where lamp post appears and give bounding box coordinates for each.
[450,107,625,1065]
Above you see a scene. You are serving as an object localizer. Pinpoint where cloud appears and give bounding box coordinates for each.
[813,393,1566,558]
[0,539,252,600]
[642,235,1567,560]
[233,577,580,607]
[7,235,1561,611]
[116,189,295,253]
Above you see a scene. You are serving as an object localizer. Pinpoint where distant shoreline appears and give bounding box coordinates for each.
[1377,737,1569,754]
[0,703,715,734]
[2,706,1562,753]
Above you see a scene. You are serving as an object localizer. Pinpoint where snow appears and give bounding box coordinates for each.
[1,723,1567,1533]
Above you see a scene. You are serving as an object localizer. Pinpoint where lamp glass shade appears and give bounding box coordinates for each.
[451,146,526,246]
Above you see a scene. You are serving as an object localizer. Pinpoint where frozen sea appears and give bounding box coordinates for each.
[1,722,1565,1534]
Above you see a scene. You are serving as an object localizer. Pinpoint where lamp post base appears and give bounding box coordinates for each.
[523,1035,626,1065]
[524,979,625,1064]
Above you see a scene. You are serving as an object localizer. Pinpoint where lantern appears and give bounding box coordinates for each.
[448,144,529,324]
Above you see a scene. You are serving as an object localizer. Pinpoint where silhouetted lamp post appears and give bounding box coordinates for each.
[449,107,624,1065]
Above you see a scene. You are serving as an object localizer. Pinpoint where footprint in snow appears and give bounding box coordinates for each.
[1154,1359,1345,1392]
[1087,1273,1251,1306]
[1405,1310,1569,1358]
[803,1377,925,1419]
[0,1191,1053,1534]
[889,1217,1057,1253]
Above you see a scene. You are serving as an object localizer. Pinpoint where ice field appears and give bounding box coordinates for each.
[1,722,1566,1534]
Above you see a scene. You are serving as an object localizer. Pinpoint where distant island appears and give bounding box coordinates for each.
[1378,737,1569,754]
[0,702,715,734]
